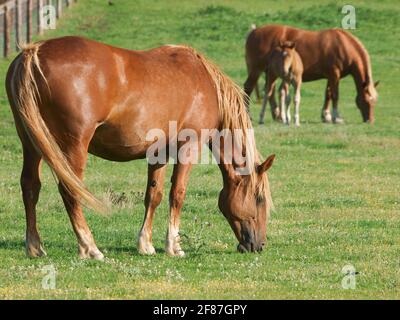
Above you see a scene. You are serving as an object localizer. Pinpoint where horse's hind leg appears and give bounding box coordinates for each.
[58,142,103,260]
[254,80,261,102]
[330,74,344,124]
[260,73,277,124]
[268,83,280,121]
[166,163,192,257]
[244,69,261,108]
[138,163,167,255]
[21,144,46,257]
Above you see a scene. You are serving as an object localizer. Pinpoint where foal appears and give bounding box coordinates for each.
[259,42,303,126]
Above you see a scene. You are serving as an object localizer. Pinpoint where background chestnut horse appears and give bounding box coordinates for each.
[6,37,274,259]
[244,24,379,124]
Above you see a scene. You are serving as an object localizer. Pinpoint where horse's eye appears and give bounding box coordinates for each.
[256,195,265,205]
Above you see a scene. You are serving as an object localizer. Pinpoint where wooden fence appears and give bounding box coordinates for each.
[0,0,77,58]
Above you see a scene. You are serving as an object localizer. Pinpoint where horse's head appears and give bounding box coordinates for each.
[218,155,275,253]
[276,41,296,76]
[356,81,379,123]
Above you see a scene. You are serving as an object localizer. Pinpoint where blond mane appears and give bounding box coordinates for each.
[337,29,377,99]
[183,46,272,210]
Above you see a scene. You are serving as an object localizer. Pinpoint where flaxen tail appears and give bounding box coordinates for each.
[12,43,107,213]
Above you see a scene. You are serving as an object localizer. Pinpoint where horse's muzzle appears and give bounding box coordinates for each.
[237,242,264,253]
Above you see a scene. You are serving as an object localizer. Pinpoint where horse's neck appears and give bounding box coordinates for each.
[212,140,246,187]
[351,49,371,94]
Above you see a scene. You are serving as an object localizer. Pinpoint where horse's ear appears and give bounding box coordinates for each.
[374,80,380,88]
[257,154,275,175]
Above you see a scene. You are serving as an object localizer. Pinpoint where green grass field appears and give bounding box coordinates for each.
[0,0,399,299]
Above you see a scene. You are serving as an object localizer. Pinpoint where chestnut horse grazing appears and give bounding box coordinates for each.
[244,24,379,124]
[259,41,303,126]
[6,37,274,259]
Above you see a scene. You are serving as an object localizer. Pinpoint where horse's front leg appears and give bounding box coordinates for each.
[166,162,192,257]
[259,72,277,124]
[279,82,289,125]
[294,79,302,127]
[331,78,344,124]
[321,82,333,123]
[138,163,167,255]
[284,82,291,124]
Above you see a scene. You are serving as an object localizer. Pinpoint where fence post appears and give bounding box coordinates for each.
[56,0,62,18]
[37,0,43,35]
[15,0,22,50]
[27,0,33,43]
[3,4,11,58]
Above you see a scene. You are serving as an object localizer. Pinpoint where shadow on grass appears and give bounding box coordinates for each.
[0,239,25,250]
[0,238,240,258]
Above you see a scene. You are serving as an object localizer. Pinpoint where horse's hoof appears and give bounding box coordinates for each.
[333,117,345,124]
[26,244,47,258]
[258,120,264,125]
[166,247,185,257]
[79,248,104,260]
[321,113,332,123]
[175,249,185,257]
[138,243,156,255]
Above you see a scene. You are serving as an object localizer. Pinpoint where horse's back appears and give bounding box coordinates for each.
[10,36,219,162]
[246,25,358,81]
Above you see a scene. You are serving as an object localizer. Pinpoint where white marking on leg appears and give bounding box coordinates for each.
[138,227,156,255]
[294,85,301,126]
[322,108,332,123]
[332,100,344,124]
[166,223,184,257]
[77,228,104,260]
[280,86,287,124]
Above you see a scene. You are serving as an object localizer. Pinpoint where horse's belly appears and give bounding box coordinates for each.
[302,73,325,82]
[88,123,151,162]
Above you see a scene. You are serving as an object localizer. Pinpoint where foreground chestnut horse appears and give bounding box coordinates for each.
[244,24,379,123]
[6,37,274,259]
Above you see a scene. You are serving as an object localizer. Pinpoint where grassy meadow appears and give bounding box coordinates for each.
[0,0,399,299]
